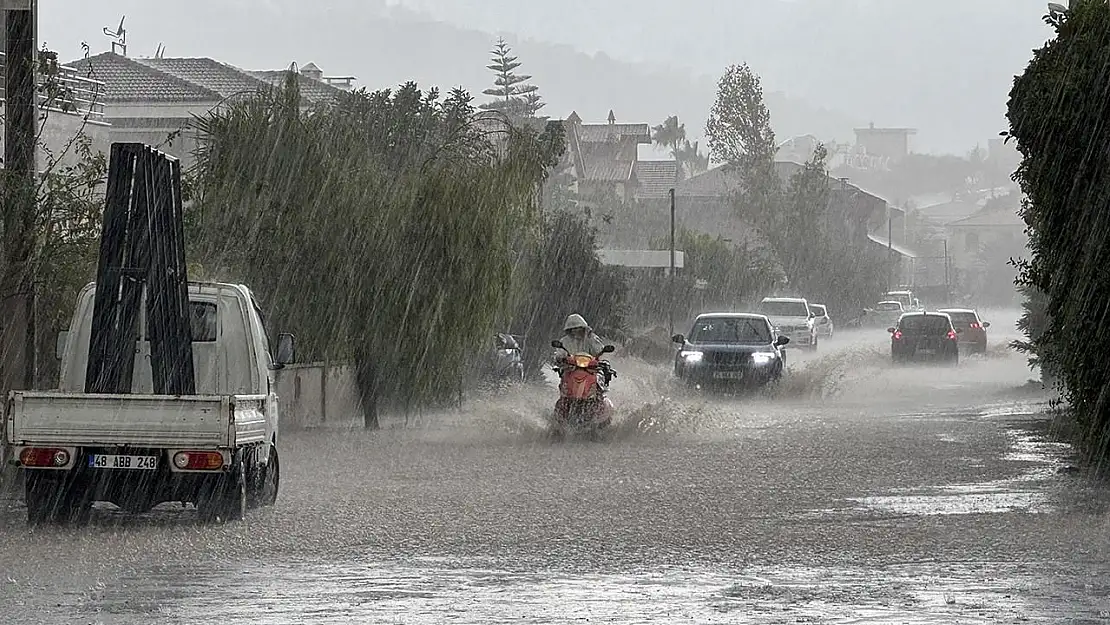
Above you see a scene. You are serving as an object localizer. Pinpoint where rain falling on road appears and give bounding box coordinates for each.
[2,312,1108,623]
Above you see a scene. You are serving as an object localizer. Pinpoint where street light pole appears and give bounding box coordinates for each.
[669,187,676,337]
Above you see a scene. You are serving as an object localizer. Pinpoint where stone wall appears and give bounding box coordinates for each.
[273,361,364,429]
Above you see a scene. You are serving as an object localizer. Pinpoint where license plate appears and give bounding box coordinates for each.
[713,371,745,379]
[920,348,936,355]
[88,454,158,470]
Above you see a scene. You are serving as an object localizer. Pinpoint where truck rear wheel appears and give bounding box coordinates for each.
[249,446,279,509]
[198,461,246,523]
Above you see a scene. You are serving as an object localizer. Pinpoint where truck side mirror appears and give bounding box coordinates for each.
[601,344,616,354]
[56,331,69,360]
[551,339,564,350]
[671,334,685,344]
[275,333,296,366]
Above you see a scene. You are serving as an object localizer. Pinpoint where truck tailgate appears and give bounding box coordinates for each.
[6,391,232,448]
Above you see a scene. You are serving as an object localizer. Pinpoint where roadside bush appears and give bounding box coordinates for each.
[1006,0,1110,457]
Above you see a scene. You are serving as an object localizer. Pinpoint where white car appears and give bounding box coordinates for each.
[757,296,818,350]
[811,303,834,338]
[867,300,906,329]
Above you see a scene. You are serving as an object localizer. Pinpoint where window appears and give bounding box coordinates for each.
[875,302,903,312]
[944,312,978,327]
[143,301,217,342]
[691,318,772,345]
[759,301,809,317]
[899,315,952,335]
[189,302,218,342]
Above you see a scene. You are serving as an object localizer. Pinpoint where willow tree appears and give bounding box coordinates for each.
[189,75,564,426]
[1007,0,1110,457]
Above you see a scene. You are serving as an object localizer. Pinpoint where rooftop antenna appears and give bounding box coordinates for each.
[103,15,127,56]
[155,43,165,58]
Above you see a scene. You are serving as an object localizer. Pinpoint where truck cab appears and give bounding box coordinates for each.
[4,281,294,525]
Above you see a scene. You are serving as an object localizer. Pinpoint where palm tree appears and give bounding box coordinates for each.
[676,139,710,178]
[652,115,686,156]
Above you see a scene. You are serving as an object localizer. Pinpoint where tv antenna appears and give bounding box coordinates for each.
[155,43,166,58]
[103,15,127,56]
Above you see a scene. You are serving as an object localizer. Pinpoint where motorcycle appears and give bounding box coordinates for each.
[549,340,617,439]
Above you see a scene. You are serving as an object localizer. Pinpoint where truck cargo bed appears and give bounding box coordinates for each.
[5,391,249,448]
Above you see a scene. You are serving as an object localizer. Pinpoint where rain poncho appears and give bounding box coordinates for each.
[553,313,606,361]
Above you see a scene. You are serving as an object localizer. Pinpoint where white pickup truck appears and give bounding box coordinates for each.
[3,281,295,525]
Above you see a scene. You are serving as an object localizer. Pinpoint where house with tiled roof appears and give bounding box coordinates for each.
[65,52,348,166]
[563,110,650,205]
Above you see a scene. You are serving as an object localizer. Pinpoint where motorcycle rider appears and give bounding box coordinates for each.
[554,314,605,359]
[553,313,612,386]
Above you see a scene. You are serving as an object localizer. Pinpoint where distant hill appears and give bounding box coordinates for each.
[392,0,1054,153]
[47,0,861,146]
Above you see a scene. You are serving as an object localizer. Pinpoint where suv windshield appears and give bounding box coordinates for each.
[899,314,952,335]
[691,318,772,345]
[760,301,809,317]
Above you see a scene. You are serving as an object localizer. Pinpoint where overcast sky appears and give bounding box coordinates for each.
[40,0,1053,154]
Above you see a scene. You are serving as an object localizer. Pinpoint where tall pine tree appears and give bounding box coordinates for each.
[480,38,544,117]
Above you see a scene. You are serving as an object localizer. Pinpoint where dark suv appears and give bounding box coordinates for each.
[672,313,790,388]
[889,312,959,365]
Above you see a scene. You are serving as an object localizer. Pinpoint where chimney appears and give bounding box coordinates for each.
[607,109,616,125]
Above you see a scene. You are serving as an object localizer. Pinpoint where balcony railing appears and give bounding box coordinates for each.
[0,51,107,125]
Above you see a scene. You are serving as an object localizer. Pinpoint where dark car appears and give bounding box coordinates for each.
[889,312,959,365]
[937,308,990,354]
[671,313,790,388]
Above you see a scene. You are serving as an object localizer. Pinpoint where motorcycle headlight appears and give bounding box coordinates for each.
[680,350,703,363]
[751,352,776,365]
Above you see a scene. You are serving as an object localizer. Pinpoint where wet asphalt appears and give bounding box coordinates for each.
[1,313,1109,624]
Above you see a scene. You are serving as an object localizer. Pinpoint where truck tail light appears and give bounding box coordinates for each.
[172,451,224,470]
[20,447,69,468]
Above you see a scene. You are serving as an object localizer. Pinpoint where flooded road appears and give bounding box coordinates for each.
[2,311,1109,623]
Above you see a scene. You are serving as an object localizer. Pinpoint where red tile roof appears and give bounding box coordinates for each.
[633,160,678,199]
[68,52,219,103]
[134,57,270,99]
[65,52,343,106]
[577,123,650,143]
[248,69,346,104]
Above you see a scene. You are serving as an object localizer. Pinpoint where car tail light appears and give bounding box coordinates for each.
[20,447,69,468]
[947,330,958,340]
[970,322,981,329]
[893,330,903,340]
[172,451,224,470]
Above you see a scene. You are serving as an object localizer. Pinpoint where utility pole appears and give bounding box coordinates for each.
[668,188,676,337]
[887,213,893,291]
[1,0,38,394]
[943,239,951,306]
